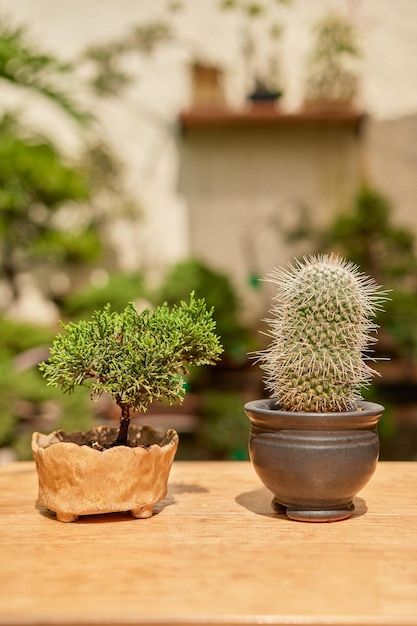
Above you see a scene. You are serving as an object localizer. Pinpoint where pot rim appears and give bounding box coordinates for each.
[32,424,179,452]
[245,398,384,418]
[244,398,384,431]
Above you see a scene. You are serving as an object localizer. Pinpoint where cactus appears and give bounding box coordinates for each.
[258,253,387,412]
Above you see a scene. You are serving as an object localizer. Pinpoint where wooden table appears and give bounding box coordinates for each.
[1,461,417,626]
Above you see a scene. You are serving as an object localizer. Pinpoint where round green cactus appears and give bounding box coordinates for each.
[258,253,387,412]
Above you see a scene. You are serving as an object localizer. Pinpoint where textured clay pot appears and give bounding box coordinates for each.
[32,424,179,522]
[244,399,384,522]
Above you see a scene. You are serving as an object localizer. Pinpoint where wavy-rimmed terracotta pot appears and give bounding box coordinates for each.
[244,399,384,522]
[32,424,179,522]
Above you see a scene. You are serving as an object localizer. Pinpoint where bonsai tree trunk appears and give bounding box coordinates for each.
[110,397,132,447]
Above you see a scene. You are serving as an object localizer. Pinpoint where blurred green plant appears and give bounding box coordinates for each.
[61,271,146,319]
[0,316,93,459]
[0,364,92,460]
[0,15,88,121]
[318,186,417,363]
[155,258,256,364]
[305,11,360,104]
[0,115,97,301]
[0,316,53,357]
[220,0,291,97]
[0,15,147,307]
[200,391,249,460]
[80,21,172,96]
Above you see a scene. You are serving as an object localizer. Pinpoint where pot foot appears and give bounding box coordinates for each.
[131,504,154,519]
[286,502,355,522]
[271,498,287,514]
[56,511,79,523]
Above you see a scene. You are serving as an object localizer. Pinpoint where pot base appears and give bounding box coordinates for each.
[54,502,155,523]
[272,498,355,522]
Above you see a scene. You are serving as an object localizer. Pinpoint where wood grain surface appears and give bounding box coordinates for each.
[0,461,416,626]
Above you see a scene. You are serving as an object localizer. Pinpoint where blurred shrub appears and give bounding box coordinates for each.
[318,186,417,363]
[154,258,255,364]
[0,14,88,122]
[0,116,95,301]
[0,17,144,310]
[200,391,249,460]
[61,271,146,319]
[0,317,53,357]
[0,316,93,459]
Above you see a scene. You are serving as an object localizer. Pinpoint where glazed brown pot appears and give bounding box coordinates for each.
[32,424,179,522]
[244,399,384,522]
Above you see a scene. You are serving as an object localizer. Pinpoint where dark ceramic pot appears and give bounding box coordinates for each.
[244,399,384,522]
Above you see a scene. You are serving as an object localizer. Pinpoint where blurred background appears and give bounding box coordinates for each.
[0,0,416,463]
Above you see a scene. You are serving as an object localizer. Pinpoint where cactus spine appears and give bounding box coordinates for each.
[258,253,387,412]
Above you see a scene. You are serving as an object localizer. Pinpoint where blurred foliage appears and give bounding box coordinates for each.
[220,0,291,95]
[0,316,93,459]
[200,391,249,460]
[61,271,147,319]
[305,12,360,103]
[0,11,172,116]
[0,15,145,307]
[362,385,396,443]
[0,364,92,459]
[79,140,129,197]
[0,116,88,206]
[0,15,89,122]
[0,115,96,300]
[220,0,291,19]
[0,316,53,357]
[32,227,101,266]
[80,20,172,96]
[318,186,417,362]
[154,258,256,364]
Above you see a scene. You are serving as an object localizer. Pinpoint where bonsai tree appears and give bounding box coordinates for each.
[40,293,223,448]
[257,253,387,412]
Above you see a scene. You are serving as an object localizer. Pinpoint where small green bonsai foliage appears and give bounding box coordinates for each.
[40,294,223,447]
[258,253,387,412]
